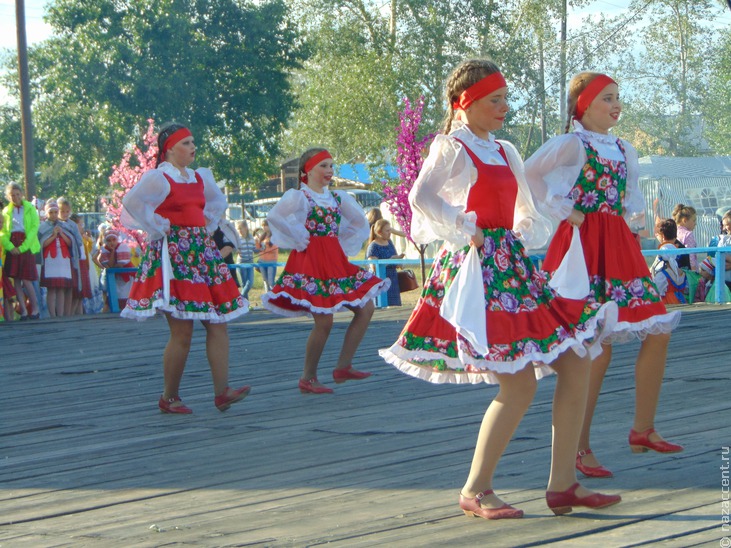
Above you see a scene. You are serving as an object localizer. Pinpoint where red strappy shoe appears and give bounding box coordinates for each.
[546,483,621,516]
[214,385,251,412]
[332,365,372,383]
[458,490,524,520]
[576,448,613,478]
[298,378,334,394]
[158,395,193,414]
[629,428,683,453]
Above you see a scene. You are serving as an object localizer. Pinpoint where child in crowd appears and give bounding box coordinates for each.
[671,203,698,271]
[263,147,390,394]
[651,218,688,304]
[255,220,278,292]
[366,219,404,306]
[1,182,41,320]
[236,220,256,300]
[98,229,136,311]
[38,199,78,318]
[525,72,682,481]
[381,59,619,518]
[699,211,731,292]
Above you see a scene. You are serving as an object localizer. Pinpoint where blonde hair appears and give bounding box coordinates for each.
[565,71,606,133]
[4,182,22,201]
[442,59,501,135]
[671,203,697,224]
[368,219,391,245]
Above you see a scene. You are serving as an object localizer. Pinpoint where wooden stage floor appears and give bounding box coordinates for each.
[1,304,729,547]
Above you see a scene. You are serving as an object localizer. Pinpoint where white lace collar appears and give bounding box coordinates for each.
[159,161,196,182]
[572,120,618,145]
[451,121,499,151]
[301,183,336,205]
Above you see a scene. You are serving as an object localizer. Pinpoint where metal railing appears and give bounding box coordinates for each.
[104,246,731,313]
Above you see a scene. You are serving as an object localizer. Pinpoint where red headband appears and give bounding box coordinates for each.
[301,150,333,182]
[575,75,617,120]
[452,72,507,111]
[162,128,192,154]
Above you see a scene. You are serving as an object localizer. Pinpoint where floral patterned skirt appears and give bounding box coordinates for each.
[262,235,390,317]
[121,226,247,323]
[543,213,680,343]
[380,228,615,385]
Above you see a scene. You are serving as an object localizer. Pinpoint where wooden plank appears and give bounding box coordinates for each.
[0,305,728,546]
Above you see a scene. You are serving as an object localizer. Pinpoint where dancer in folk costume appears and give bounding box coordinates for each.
[524,72,682,479]
[120,122,250,414]
[38,199,81,317]
[263,148,390,394]
[380,59,620,519]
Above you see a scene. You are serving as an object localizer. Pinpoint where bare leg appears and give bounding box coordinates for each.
[634,332,671,439]
[461,366,537,509]
[163,314,194,399]
[47,288,57,317]
[303,313,333,385]
[63,288,73,316]
[22,279,39,315]
[548,350,598,497]
[577,344,612,468]
[56,288,67,317]
[335,301,375,369]
[202,321,230,396]
[14,279,28,316]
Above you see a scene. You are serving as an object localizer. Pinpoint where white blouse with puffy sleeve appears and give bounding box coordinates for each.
[524,120,644,230]
[121,162,227,241]
[409,121,552,251]
[267,185,370,257]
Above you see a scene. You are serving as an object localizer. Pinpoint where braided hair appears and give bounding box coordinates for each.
[442,59,501,135]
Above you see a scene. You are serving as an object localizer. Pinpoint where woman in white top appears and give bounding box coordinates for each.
[525,72,683,480]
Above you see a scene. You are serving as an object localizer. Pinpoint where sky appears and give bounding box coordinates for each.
[0,0,730,96]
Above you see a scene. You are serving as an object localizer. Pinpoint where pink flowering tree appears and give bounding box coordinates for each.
[382,96,435,280]
[103,118,158,247]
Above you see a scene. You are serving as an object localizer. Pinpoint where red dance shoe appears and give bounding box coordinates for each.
[576,448,613,478]
[629,428,683,453]
[159,395,193,414]
[546,483,621,516]
[298,378,334,394]
[214,385,251,412]
[458,490,524,520]
[332,365,372,384]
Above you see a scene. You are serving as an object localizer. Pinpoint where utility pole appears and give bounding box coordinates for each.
[559,0,567,131]
[16,0,36,199]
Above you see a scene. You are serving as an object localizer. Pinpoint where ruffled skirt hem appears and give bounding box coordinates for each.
[380,300,617,385]
[606,309,681,344]
[262,279,390,317]
[121,298,249,324]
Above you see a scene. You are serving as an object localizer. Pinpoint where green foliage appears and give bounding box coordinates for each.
[0,0,304,208]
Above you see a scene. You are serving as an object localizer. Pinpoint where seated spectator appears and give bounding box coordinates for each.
[651,218,687,304]
[699,211,731,293]
[98,229,135,310]
[671,203,698,271]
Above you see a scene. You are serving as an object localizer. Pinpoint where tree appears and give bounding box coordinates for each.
[103,119,158,246]
[0,0,305,209]
[610,0,718,156]
[702,27,731,154]
[382,96,434,280]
